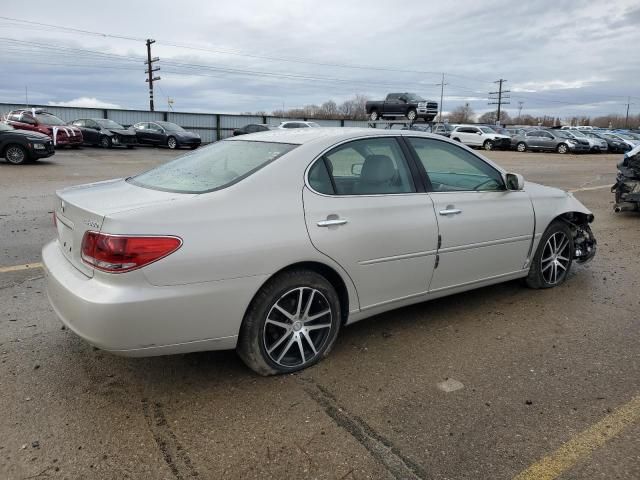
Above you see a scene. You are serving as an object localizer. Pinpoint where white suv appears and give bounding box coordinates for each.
[450,125,512,150]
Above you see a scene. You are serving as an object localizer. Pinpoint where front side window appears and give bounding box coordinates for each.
[129,140,297,193]
[408,137,504,192]
[308,137,415,195]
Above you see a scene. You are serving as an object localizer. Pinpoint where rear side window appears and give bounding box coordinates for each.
[307,137,415,195]
[129,140,297,193]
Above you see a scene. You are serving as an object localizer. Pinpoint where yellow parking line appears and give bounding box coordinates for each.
[514,393,640,480]
[0,262,43,273]
[569,184,612,193]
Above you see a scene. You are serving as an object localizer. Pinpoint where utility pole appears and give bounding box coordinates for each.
[25,86,29,107]
[625,96,630,129]
[488,79,510,124]
[145,39,161,112]
[437,73,448,123]
[517,101,524,122]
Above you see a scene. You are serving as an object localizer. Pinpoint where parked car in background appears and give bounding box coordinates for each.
[233,124,272,136]
[563,130,608,152]
[601,132,639,150]
[513,129,589,153]
[70,118,137,148]
[0,122,55,164]
[584,131,630,153]
[5,109,82,148]
[131,121,201,149]
[401,123,453,137]
[506,127,530,137]
[43,128,596,375]
[366,93,438,122]
[277,121,321,129]
[450,125,512,150]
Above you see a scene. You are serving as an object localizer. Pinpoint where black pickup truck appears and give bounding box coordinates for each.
[365,93,438,122]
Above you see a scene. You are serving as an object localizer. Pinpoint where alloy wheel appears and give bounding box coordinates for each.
[263,287,333,368]
[517,142,526,152]
[167,137,177,149]
[6,146,26,164]
[541,232,571,285]
[407,110,417,121]
[370,111,378,121]
[557,144,568,154]
[484,140,494,150]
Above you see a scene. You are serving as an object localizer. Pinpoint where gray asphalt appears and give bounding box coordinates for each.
[1,145,638,480]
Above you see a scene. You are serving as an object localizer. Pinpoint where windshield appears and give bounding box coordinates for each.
[0,123,14,131]
[405,94,425,102]
[128,140,297,193]
[618,134,635,140]
[306,122,321,128]
[35,113,66,126]
[155,121,186,132]
[95,119,124,129]
[479,127,496,134]
[554,131,571,139]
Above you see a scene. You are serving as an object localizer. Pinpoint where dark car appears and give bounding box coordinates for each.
[70,118,137,148]
[5,109,83,148]
[233,124,272,136]
[365,93,438,122]
[131,121,201,149]
[0,122,54,164]
[584,131,630,153]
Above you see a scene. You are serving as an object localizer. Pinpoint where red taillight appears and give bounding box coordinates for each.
[81,232,182,273]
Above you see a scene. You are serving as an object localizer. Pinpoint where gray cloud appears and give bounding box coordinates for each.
[0,0,638,119]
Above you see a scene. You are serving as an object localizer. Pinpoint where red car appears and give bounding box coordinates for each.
[5,109,83,147]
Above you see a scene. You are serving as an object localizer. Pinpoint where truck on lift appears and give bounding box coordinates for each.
[365,93,438,122]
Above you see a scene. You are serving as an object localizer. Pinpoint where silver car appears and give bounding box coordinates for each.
[512,129,590,153]
[43,129,597,375]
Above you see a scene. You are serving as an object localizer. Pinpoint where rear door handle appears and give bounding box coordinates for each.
[317,219,348,227]
[439,208,462,216]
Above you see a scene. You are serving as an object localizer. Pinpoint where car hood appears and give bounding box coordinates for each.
[1,129,50,141]
[57,178,196,217]
[106,128,136,136]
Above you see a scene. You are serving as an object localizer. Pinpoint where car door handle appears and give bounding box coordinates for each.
[317,218,348,227]
[439,208,462,216]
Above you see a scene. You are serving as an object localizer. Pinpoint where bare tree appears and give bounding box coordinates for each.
[478,110,512,125]
[448,103,475,123]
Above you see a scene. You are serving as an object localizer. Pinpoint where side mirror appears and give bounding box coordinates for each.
[505,172,525,191]
[478,131,483,135]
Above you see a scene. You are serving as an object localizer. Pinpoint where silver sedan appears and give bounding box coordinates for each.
[43,128,597,375]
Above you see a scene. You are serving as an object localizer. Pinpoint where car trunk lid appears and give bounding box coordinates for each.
[54,178,195,277]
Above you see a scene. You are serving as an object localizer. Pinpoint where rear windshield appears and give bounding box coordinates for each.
[128,140,297,193]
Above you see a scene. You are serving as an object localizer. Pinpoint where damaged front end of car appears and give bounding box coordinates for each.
[612,145,640,213]
[561,213,597,264]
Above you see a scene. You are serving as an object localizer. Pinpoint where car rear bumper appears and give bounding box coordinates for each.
[42,240,266,357]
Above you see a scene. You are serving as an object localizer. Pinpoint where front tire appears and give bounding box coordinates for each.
[557,143,568,154]
[516,142,527,152]
[100,136,112,149]
[526,221,574,289]
[167,136,178,149]
[483,140,494,151]
[4,144,29,165]
[237,270,341,376]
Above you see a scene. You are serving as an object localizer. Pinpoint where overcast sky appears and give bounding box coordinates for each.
[1,0,639,119]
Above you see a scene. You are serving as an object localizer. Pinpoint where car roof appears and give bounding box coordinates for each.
[226,126,468,146]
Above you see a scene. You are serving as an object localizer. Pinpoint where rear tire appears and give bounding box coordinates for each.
[369,110,379,121]
[516,142,527,152]
[237,269,341,376]
[406,109,417,121]
[4,144,29,165]
[526,220,574,289]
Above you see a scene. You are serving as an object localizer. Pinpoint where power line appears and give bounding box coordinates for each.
[488,79,510,122]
